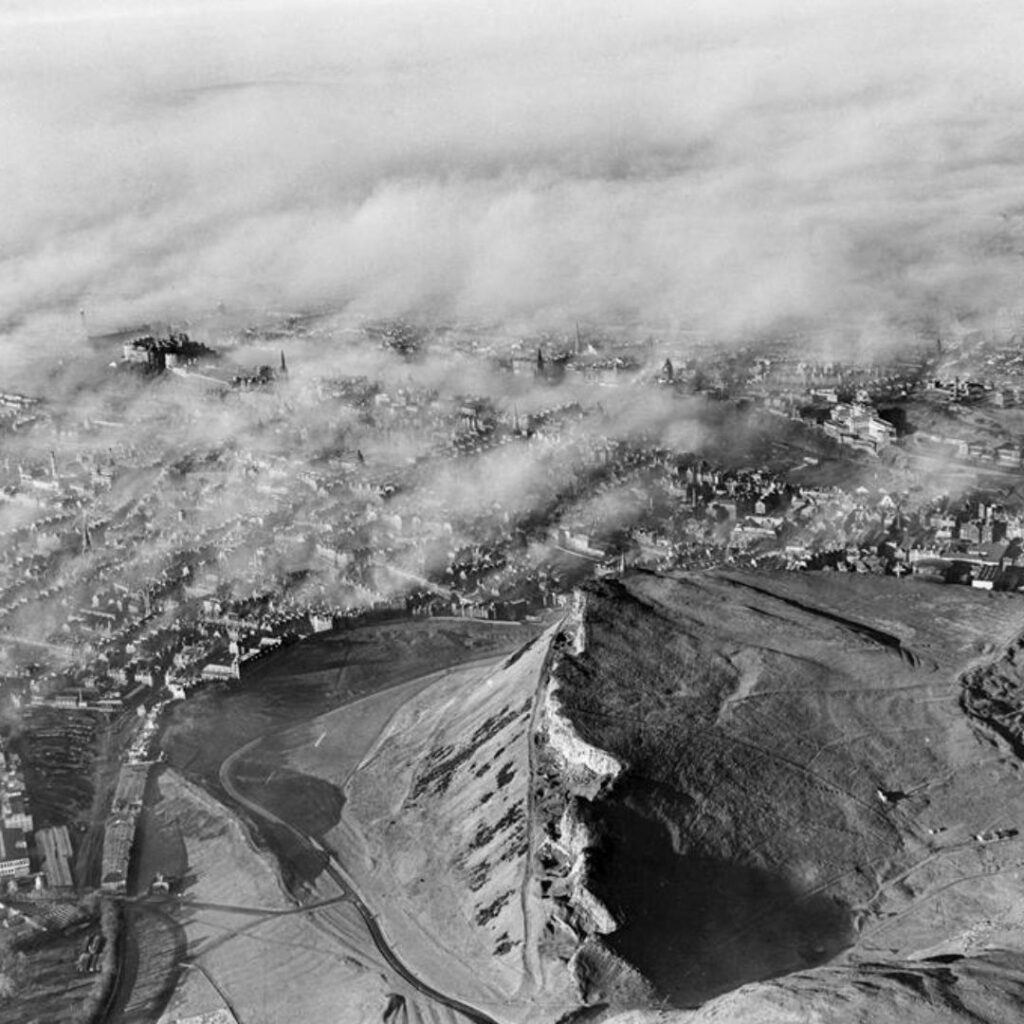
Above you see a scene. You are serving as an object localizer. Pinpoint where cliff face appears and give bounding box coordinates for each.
[340,619,641,1022]
[543,593,623,792]
[543,681,622,789]
[338,606,649,1022]
[341,633,555,1019]
[341,569,1024,1023]
[531,595,652,1006]
[539,593,621,945]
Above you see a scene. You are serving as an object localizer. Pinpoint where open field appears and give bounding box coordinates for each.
[148,768,389,1024]
[159,616,540,893]
[161,617,539,797]
[228,664,489,853]
[278,632,577,1023]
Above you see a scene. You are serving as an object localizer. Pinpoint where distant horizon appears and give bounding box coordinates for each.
[5,0,1024,378]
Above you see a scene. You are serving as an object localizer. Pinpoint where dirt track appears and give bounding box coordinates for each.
[133,618,536,1024]
[219,658,512,1024]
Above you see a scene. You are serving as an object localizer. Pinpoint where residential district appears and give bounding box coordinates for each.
[5,313,1024,967]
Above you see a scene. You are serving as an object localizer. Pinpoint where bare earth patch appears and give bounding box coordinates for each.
[339,629,583,1022]
[152,769,389,1024]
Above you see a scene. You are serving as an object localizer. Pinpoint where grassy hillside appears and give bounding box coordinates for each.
[341,626,580,1021]
[608,950,1024,1024]
[557,570,1024,1009]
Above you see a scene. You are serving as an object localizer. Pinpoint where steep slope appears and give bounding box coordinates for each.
[337,614,651,1022]
[340,624,583,1021]
[336,570,1024,1023]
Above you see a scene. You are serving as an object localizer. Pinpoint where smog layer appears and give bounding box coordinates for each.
[6,0,1024,372]
[9,4,1024,1024]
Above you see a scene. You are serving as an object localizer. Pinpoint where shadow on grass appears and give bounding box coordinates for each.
[588,797,853,1008]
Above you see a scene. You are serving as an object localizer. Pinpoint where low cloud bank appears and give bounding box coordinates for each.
[3,0,1024,364]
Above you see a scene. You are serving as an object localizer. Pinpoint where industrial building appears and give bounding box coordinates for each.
[36,825,74,888]
[0,826,30,878]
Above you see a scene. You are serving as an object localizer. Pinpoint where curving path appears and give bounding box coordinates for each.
[218,684,503,1024]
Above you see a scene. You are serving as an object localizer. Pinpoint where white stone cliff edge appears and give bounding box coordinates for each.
[538,590,622,943]
[544,591,622,784]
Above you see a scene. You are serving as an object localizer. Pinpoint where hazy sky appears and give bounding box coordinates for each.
[3,0,1024,355]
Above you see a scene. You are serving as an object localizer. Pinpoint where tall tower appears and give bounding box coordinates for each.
[279,350,288,377]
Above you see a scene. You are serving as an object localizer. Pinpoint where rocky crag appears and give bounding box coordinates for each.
[344,569,1024,1023]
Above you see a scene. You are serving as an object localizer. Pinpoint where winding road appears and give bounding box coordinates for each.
[218,693,503,1024]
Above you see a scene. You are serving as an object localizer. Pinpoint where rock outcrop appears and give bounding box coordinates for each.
[340,568,1024,1023]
